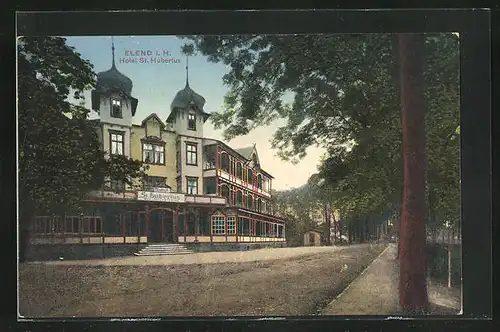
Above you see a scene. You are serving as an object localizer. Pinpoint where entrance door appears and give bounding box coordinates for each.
[149,209,175,243]
[149,210,163,243]
[309,233,315,246]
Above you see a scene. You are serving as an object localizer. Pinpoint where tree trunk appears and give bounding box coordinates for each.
[326,204,331,246]
[339,220,342,243]
[332,213,337,245]
[448,244,452,288]
[398,33,429,313]
[348,223,352,243]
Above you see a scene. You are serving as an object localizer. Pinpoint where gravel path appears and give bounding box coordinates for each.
[320,244,461,315]
[27,245,359,266]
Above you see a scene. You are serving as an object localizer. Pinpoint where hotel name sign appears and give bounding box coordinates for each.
[137,191,185,203]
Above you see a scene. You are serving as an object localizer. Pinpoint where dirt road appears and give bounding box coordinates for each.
[19,243,387,317]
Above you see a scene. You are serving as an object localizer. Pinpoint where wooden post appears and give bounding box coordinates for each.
[195,210,199,242]
[145,205,150,243]
[79,213,83,244]
[448,244,452,288]
[215,146,219,196]
[173,206,178,243]
[102,216,105,245]
[225,216,228,242]
[210,214,213,243]
[236,215,239,243]
[122,213,126,244]
[161,211,165,242]
[138,211,142,244]
[183,208,187,243]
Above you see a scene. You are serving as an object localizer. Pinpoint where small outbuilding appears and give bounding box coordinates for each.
[303,230,322,246]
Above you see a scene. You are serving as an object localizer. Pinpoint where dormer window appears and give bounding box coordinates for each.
[188,113,196,130]
[111,98,122,118]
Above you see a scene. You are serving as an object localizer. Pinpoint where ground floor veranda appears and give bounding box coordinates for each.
[30,199,286,245]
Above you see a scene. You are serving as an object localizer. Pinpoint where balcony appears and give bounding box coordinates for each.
[217,169,271,198]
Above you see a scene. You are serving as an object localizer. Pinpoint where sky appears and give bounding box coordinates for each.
[64,36,325,191]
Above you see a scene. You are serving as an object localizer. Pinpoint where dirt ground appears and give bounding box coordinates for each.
[19,243,387,317]
[31,245,353,266]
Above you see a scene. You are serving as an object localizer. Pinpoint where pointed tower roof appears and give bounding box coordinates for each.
[167,53,210,122]
[96,36,133,95]
[169,54,206,112]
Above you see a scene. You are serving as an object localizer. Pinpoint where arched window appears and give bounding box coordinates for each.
[256,198,262,212]
[221,152,229,172]
[257,174,262,189]
[221,185,230,202]
[247,169,253,185]
[247,195,254,210]
[236,162,243,179]
[236,190,243,207]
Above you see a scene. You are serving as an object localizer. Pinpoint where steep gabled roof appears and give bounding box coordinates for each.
[234,146,255,160]
[141,113,166,129]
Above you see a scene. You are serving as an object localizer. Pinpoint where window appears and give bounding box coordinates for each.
[111,98,122,118]
[212,216,225,235]
[247,196,254,210]
[220,185,230,202]
[247,169,253,185]
[227,216,236,235]
[143,143,165,164]
[221,153,229,172]
[143,176,167,190]
[204,178,216,195]
[187,177,198,195]
[236,162,243,179]
[236,191,243,207]
[188,113,196,130]
[186,143,197,165]
[110,131,124,155]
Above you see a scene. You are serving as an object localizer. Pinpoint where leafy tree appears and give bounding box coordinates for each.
[180,34,459,235]
[17,37,147,262]
[270,185,321,246]
[184,34,460,312]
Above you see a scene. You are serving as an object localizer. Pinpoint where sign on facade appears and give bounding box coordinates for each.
[153,187,172,193]
[137,191,185,203]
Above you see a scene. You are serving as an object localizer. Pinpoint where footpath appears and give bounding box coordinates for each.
[320,243,461,315]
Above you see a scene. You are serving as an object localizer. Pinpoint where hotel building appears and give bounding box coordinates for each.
[29,41,287,256]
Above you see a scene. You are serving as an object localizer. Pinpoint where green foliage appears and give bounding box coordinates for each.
[18,37,147,220]
[181,43,195,56]
[184,33,460,231]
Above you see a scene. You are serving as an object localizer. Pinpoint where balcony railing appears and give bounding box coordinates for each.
[217,169,271,197]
